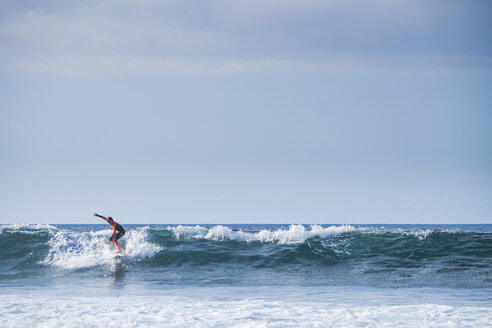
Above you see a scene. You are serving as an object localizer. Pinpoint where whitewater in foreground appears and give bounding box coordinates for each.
[1,223,491,327]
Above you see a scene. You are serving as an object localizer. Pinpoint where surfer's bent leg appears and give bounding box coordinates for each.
[110,231,125,250]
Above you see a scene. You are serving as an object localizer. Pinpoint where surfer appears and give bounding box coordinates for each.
[94,213,125,252]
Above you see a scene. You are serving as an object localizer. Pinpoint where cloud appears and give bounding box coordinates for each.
[0,0,491,75]
[7,53,491,76]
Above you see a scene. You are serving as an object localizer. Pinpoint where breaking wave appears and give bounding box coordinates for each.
[168,224,357,244]
[0,223,490,287]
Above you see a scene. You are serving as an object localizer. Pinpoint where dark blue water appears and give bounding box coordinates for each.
[1,223,491,288]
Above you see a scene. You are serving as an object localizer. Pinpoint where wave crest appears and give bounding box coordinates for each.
[42,228,162,269]
[0,224,58,235]
[169,224,356,244]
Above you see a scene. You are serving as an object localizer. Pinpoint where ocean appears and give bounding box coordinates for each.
[1,223,491,327]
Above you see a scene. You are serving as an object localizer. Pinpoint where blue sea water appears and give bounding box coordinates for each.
[1,223,491,327]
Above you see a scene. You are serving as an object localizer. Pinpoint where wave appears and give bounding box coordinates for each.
[168,224,357,244]
[0,223,58,235]
[42,227,163,269]
[0,224,490,287]
[0,224,162,272]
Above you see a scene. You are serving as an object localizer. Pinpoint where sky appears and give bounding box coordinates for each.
[1,0,491,224]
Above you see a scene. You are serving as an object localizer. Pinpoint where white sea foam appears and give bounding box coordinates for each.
[404,229,435,240]
[41,227,162,269]
[369,227,464,240]
[124,226,163,258]
[256,224,356,244]
[0,223,58,234]
[41,229,116,269]
[405,228,464,240]
[169,224,356,244]
[168,225,209,239]
[0,286,490,328]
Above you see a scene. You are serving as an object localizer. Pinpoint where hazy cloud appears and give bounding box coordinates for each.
[1,0,491,75]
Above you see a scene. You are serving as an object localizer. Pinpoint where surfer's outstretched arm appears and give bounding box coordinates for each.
[94,213,108,222]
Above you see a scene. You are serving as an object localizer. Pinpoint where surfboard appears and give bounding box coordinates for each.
[111,248,126,256]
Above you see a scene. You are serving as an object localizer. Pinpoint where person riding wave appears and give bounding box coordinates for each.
[94,213,125,252]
